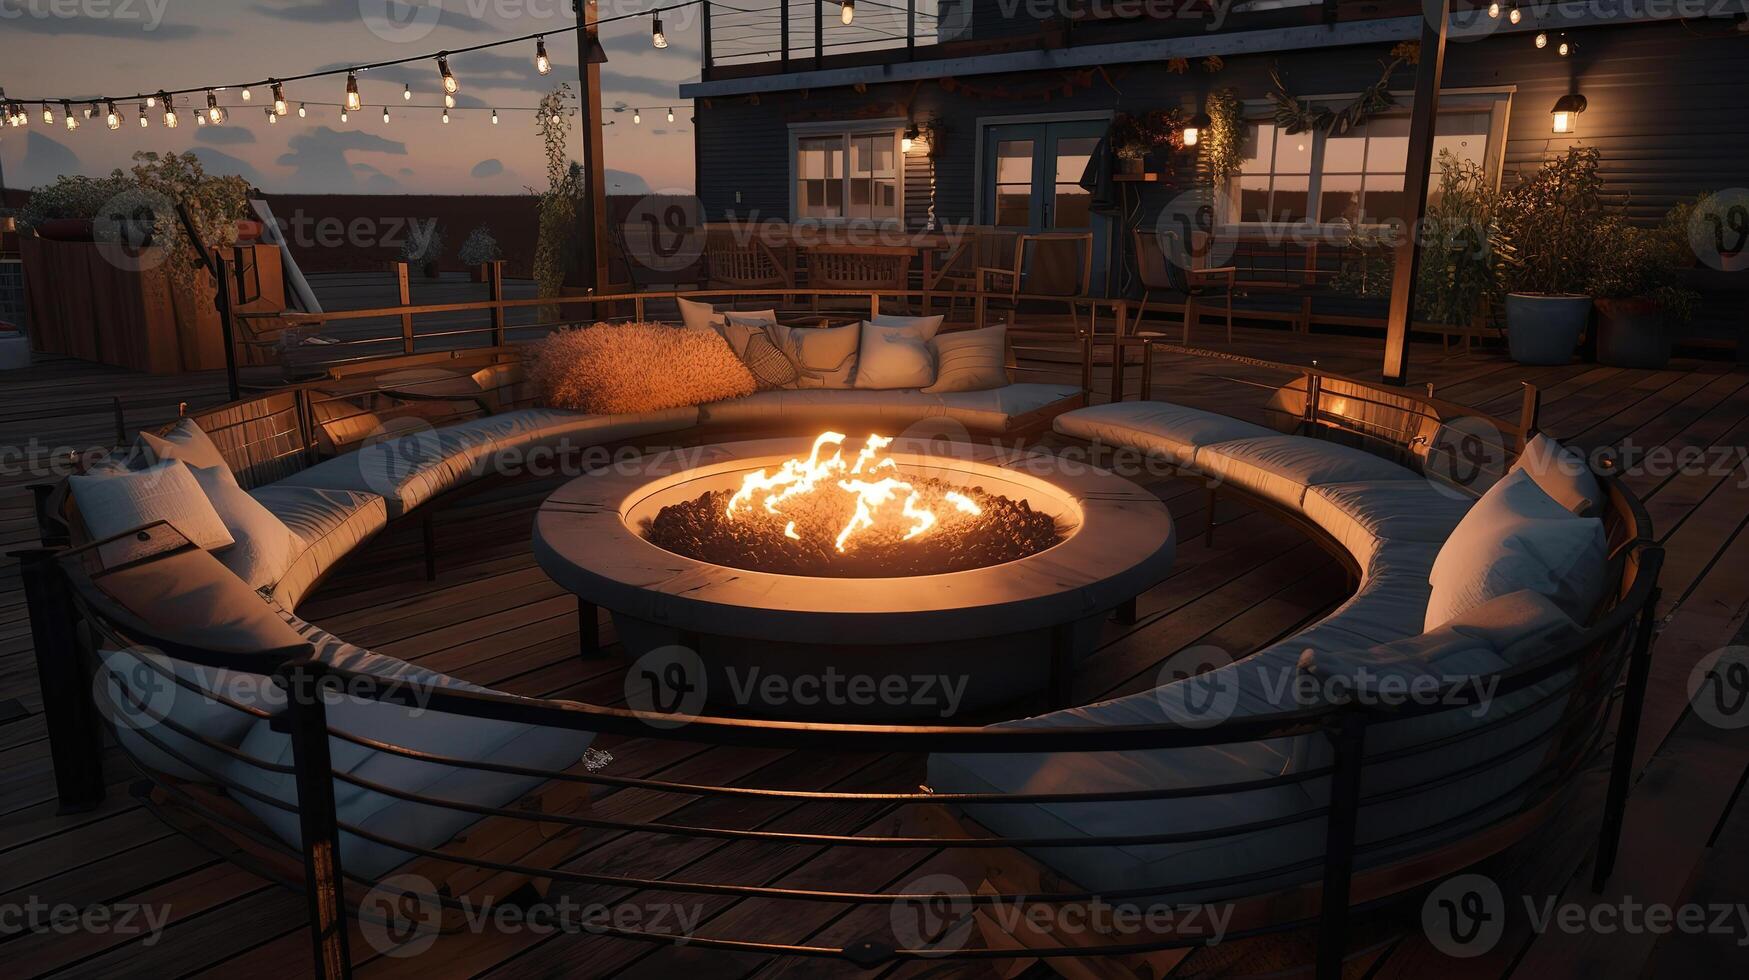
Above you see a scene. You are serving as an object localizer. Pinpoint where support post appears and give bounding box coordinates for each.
[815,0,824,66]
[215,252,242,402]
[578,597,602,659]
[1520,382,1541,439]
[1140,338,1155,402]
[1110,335,1126,404]
[1380,0,1448,386]
[1315,711,1367,980]
[488,262,506,346]
[701,1,714,80]
[573,0,610,294]
[907,0,916,59]
[277,661,353,980]
[781,1,790,71]
[19,550,106,812]
[395,261,414,354]
[1593,585,1661,891]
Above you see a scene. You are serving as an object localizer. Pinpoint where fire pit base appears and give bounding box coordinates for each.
[533,438,1176,722]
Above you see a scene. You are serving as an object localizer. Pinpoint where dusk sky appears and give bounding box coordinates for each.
[0,0,703,196]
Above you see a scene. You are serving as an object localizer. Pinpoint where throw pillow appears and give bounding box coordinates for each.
[736,324,799,390]
[190,464,302,592]
[1511,433,1603,517]
[853,320,937,390]
[677,295,775,333]
[1425,469,1608,631]
[70,459,236,552]
[529,321,758,413]
[869,312,945,341]
[766,322,860,389]
[923,326,1008,393]
[136,417,236,486]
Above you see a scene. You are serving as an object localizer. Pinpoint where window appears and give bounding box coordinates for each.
[1229,107,1498,225]
[794,129,902,222]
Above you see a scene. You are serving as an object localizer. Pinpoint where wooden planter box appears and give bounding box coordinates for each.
[19,237,284,373]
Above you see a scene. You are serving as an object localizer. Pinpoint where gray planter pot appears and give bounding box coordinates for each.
[1595,299,1671,369]
[1505,293,1592,365]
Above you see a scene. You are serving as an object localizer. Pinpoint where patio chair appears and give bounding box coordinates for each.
[703,227,794,293]
[1133,227,1237,345]
[805,244,915,313]
[927,227,1018,321]
[976,232,1094,333]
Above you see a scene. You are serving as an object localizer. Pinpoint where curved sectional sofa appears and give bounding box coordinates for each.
[32,338,1658,966]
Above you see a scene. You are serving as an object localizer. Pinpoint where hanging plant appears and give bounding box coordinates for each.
[1269,43,1417,137]
[1202,87,1244,189]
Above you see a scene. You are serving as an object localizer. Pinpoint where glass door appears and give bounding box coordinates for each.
[981,119,1110,293]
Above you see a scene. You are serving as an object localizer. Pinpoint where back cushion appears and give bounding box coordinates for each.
[1512,433,1603,517]
[1425,469,1607,631]
[70,459,236,552]
[137,418,236,486]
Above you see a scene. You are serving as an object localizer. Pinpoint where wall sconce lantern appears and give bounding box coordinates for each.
[1182,112,1212,147]
[901,123,920,153]
[1551,93,1587,135]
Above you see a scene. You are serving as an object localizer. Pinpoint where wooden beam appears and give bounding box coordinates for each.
[573,0,609,294]
[1381,1,1448,386]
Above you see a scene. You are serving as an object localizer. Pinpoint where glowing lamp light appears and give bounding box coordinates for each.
[266,107,278,125]
[1535,32,1547,48]
[901,122,919,153]
[240,86,252,102]
[633,109,641,124]
[667,107,675,123]
[340,108,349,122]
[1487,1,1499,17]
[1509,3,1522,23]
[403,83,413,102]
[442,109,450,124]
[138,105,150,128]
[298,102,307,118]
[62,102,78,131]
[444,92,456,109]
[1182,111,1212,148]
[160,93,177,128]
[106,101,121,130]
[652,12,667,48]
[382,106,391,123]
[841,0,855,24]
[345,71,362,111]
[535,37,552,75]
[272,81,287,115]
[438,55,458,94]
[196,113,207,127]
[491,109,499,125]
[145,94,156,108]
[207,90,223,123]
[42,105,54,125]
[1550,93,1586,135]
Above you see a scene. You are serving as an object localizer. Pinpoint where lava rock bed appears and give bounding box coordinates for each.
[641,478,1063,577]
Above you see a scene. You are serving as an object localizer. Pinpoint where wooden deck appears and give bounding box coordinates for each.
[3,324,1748,978]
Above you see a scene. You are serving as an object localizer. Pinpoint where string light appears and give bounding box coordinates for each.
[138,103,149,127]
[383,106,391,123]
[272,80,288,115]
[1509,2,1522,24]
[652,11,667,48]
[298,102,307,118]
[340,107,349,122]
[438,54,458,93]
[1558,34,1573,56]
[81,103,94,119]
[403,83,412,101]
[1487,1,1499,17]
[345,71,361,111]
[1535,31,1547,48]
[207,90,223,123]
[196,112,207,127]
[161,93,178,128]
[444,92,456,109]
[106,100,120,130]
[62,101,78,131]
[633,109,640,124]
[535,37,552,74]
[145,94,156,108]
[240,85,252,102]
[442,109,450,124]
[42,104,53,125]
[267,107,278,125]
[491,109,499,124]
[840,0,855,25]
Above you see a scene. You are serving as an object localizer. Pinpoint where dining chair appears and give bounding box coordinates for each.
[805,245,915,313]
[976,231,1093,333]
[1132,227,1237,345]
[703,227,794,293]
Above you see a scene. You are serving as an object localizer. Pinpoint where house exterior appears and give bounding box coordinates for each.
[680,0,1749,333]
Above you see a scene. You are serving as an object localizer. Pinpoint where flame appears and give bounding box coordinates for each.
[725,432,984,553]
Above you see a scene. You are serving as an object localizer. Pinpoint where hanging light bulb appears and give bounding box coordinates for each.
[81,103,94,119]
[272,81,287,115]
[901,122,918,153]
[240,86,252,102]
[106,100,121,130]
[1487,1,1499,17]
[207,90,223,123]
[340,107,349,122]
[403,83,412,102]
[138,103,150,127]
[438,55,458,94]
[1182,112,1212,147]
[383,106,392,123]
[550,110,561,124]
[1535,32,1547,48]
[145,94,156,108]
[298,102,307,118]
[1508,2,1522,23]
[652,11,668,48]
[667,107,675,122]
[841,0,855,25]
[345,71,362,111]
[162,94,178,129]
[62,102,78,131]
[535,37,552,75]
[633,109,641,124]
[491,109,499,125]
[442,109,450,124]
[42,104,54,125]
[196,113,207,127]
[444,92,456,109]
[267,107,278,125]
[1558,36,1573,56]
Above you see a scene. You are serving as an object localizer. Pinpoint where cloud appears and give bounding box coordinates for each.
[189,148,266,187]
[17,132,83,184]
[399,167,415,176]
[196,126,257,146]
[275,126,408,187]
[262,0,496,32]
[0,0,206,38]
[471,159,505,178]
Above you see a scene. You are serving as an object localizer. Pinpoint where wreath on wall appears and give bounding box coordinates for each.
[1268,41,1419,136]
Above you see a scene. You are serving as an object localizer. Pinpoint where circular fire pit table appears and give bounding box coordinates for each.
[532,437,1175,721]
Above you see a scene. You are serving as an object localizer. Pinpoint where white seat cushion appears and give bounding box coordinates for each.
[251,485,389,608]
[227,612,594,879]
[1198,435,1421,510]
[1053,401,1278,467]
[1303,480,1475,569]
[699,383,1081,434]
[1425,469,1608,630]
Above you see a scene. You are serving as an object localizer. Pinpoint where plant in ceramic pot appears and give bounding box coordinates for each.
[459,224,504,281]
[1588,212,1699,369]
[1108,114,1151,174]
[1496,145,1608,364]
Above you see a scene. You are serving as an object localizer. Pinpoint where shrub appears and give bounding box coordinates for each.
[398,224,446,265]
[458,225,503,266]
[1415,150,1505,325]
[19,172,138,229]
[1497,145,1608,295]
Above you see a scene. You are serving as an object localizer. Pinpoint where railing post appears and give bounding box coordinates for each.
[1110,335,1126,404]
[1140,338,1155,402]
[781,0,790,70]
[1304,371,1323,430]
[1593,583,1661,891]
[18,550,106,813]
[487,261,506,346]
[814,0,823,66]
[1315,710,1367,980]
[395,261,414,354]
[277,660,354,979]
[215,252,242,402]
[701,1,714,81]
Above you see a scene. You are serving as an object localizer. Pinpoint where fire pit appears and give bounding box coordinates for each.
[533,437,1175,720]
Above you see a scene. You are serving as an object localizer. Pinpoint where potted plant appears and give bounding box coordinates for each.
[1588,213,1700,369]
[1414,150,1504,330]
[1109,114,1151,175]
[18,172,138,241]
[459,225,504,282]
[399,224,446,279]
[1496,146,1608,364]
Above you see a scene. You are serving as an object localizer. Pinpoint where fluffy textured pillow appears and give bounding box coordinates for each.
[1512,433,1602,517]
[869,312,945,341]
[853,320,936,390]
[767,322,860,389]
[70,459,236,552]
[530,322,757,414]
[137,418,235,486]
[1425,469,1608,631]
[191,464,302,592]
[923,326,1008,393]
[677,296,775,332]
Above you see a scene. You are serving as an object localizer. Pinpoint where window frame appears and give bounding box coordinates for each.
[787,119,907,227]
[1220,89,1512,232]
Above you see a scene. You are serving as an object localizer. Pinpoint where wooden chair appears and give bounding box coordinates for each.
[928,227,1017,321]
[1133,227,1237,345]
[976,231,1093,332]
[805,244,914,313]
[703,227,794,292]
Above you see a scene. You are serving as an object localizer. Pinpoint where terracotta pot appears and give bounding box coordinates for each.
[34,218,95,242]
[1595,297,1671,369]
[1505,293,1591,365]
